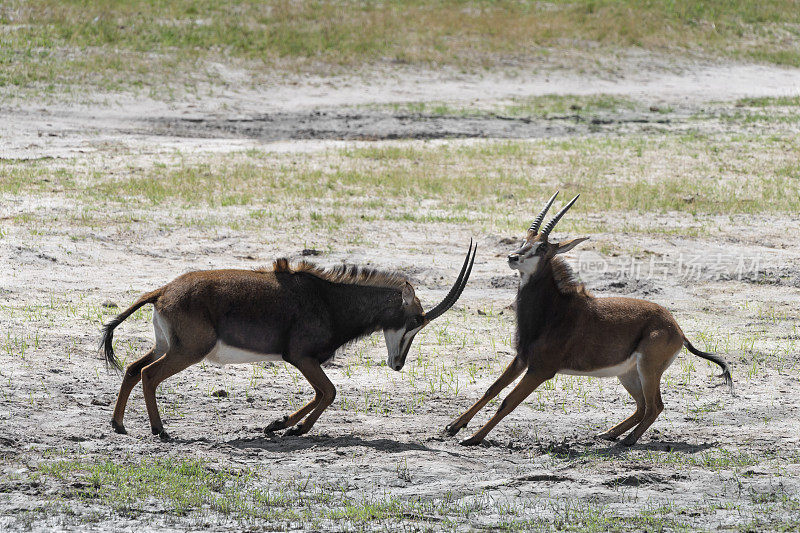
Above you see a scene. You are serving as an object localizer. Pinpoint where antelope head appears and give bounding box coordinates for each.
[507,192,588,278]
[384,241,476,371]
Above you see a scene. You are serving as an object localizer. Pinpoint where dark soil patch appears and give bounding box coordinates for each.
[146,109,668,141]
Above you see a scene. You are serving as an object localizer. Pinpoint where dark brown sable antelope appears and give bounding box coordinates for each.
[447,193,733,446]
[103,243,476,440]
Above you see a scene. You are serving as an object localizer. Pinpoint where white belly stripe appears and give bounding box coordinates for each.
[204,341,283,366]
[557,352,639,378]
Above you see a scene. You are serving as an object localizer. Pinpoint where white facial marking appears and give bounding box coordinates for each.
[384,325,423,370]
[509,243,541,277]
[384,328,405,368]
[516,255,540,275]
[204,341,283,366]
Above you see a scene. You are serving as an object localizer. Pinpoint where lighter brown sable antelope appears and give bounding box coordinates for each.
[446,193,733,446]
[103,243,476,440]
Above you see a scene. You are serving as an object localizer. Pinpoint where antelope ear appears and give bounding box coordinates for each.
[402,282,415,306]
[555,237,589,254]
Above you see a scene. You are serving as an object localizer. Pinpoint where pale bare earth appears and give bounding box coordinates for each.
[1,58,800,531]
[3,59,800,160]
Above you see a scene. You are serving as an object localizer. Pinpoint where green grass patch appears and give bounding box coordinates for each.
[0,163,75,195]
[39,457,251,516]
[715,111,800,125]
[736,96,800,107]
[28,456,519,527]
[502,94,638,118]
[4,1,800,92]
[4,133,800,228]
[36,457,407,523]
[30,455,787,531]
[638,448,800,470]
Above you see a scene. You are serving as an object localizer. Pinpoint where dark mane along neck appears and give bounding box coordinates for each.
[549,256,589,296]
[516,257,590,352]
[268,258,405,345]
[269,258,408,290]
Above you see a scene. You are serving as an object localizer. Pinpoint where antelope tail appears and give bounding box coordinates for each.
[100,289,163,372]
[684,337,734,394]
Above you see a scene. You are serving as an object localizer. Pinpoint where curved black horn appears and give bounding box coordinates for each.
[425,241,476,322]
[528,191,559,234]
[540,194,580,237]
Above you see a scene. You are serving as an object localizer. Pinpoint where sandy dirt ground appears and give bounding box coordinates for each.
[2,58,800,531]
[3,58,800,160]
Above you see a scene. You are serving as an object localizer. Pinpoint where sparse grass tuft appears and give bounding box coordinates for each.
[736,96,800,107]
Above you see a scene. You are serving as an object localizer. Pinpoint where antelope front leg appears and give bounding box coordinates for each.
[265,385,322,432]
[460,370,550,446]
[281,357,336,436]
[446,357,524,436]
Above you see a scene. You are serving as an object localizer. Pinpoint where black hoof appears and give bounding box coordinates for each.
[158,430,172,442]
[284,424,306,437]
[266,416,289,433]
[597,432,618,442]
[620,435,638,447]
[111,419,127,434]
[445,423,463,436]
[460,437,482,447]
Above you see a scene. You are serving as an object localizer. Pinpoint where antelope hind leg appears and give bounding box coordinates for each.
[140,349,204,441]
[621,364,666,446]
[597,368,645,441]
[111,347,162,434]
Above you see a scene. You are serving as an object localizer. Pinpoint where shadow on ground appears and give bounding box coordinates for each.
[224,433,436,453]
